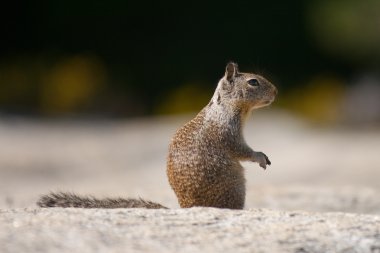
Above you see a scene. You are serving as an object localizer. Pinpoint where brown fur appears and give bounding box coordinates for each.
[167,62,277,209]
[37,192,166,209]
[37,62,277,210]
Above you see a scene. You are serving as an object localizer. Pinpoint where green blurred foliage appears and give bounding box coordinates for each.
[309,0,380,64]
[0,57,44,111]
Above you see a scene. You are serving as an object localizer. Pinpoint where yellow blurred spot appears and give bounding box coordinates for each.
[40,55,106,114]
[282,76,345,124]
[156,83,212,115]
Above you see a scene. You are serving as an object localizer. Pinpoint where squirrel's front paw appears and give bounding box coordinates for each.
[252,152,271,170]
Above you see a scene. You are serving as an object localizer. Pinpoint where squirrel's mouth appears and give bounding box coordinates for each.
[252,99,274,109]
[263,99,273,105]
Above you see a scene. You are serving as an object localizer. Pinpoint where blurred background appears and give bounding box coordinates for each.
[1,0,380,123]
[0,0,379,212]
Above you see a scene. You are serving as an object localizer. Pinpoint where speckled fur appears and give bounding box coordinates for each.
[37,192,166,209]
[167,62,277,209]
[37,62,276,210]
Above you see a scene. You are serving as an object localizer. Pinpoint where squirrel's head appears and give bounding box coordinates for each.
[214,62,277,110]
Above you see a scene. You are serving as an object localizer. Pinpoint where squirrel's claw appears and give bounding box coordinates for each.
[253,151,271,170]
[264,155,271,166]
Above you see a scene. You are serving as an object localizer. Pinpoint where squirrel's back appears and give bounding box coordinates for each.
[167,107,246,209]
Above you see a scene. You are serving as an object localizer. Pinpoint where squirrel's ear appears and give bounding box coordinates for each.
[225,62,239,81]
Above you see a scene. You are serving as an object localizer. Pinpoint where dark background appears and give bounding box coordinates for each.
[1,0,379,122]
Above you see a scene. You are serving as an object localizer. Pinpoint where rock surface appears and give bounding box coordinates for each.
[1,112,380,213]
[1,112,380,252]
[1,208,379,253]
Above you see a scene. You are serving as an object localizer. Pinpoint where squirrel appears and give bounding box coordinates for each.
[37,62,277,210]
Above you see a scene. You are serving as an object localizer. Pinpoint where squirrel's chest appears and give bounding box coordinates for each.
[167,136,242,181]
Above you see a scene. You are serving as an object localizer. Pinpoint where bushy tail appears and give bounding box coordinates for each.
[37,192,167,209]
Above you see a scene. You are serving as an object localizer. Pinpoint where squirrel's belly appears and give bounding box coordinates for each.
[167,158,246,209]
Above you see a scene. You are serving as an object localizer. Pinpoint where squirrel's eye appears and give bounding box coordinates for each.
[247,79,259,86]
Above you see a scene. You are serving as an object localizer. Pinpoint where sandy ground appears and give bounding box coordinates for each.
[0,110,380,252]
